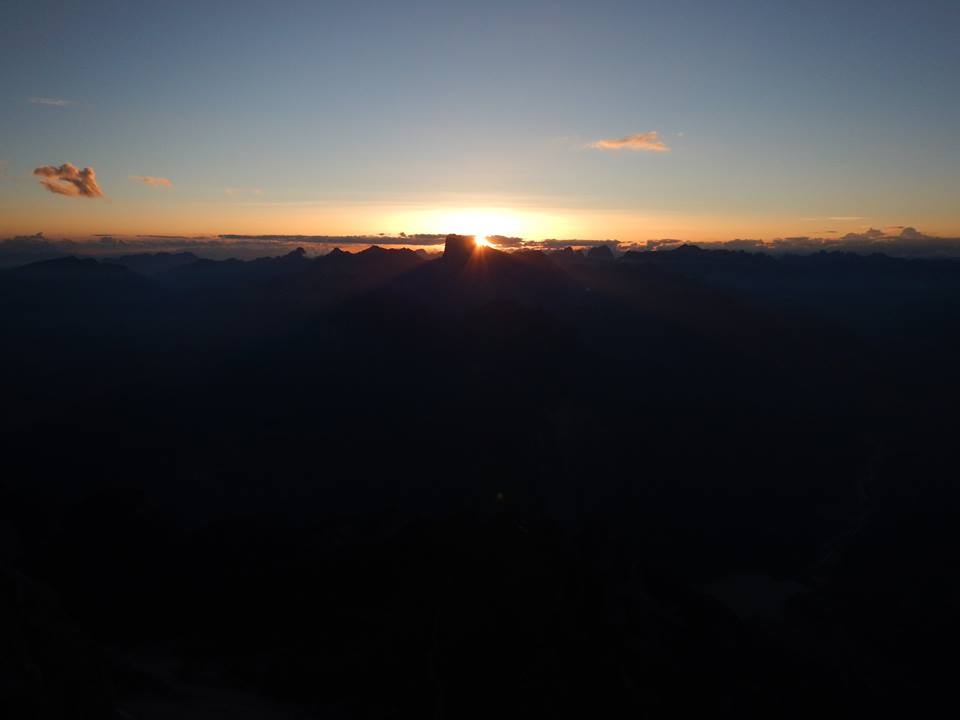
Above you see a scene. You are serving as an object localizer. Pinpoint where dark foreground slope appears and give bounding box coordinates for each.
[2,239,959,718]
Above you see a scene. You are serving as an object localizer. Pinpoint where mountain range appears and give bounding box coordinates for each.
[2,235,958,717]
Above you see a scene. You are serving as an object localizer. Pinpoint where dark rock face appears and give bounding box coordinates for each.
[586,245,614,261]
[442,234,477,264]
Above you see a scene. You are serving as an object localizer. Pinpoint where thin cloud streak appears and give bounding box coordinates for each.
[32,163,104,198]
[590,131,670,152]
[130,175,172,187]
[219,233,446,246]
[27,97,73,107]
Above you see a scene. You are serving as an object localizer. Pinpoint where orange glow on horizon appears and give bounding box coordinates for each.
[388,207,552,241]
[4,191,960,246]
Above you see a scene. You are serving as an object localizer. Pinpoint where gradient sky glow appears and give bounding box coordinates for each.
[1,0,958,242]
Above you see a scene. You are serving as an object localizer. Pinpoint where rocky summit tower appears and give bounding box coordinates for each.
[442,234,478,265]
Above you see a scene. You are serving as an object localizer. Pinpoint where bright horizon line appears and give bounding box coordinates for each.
[6,223,960,245]
[5,217,960,246]
[6,224,960,253]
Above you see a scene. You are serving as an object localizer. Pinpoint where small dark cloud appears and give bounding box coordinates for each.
[33,163,104,198]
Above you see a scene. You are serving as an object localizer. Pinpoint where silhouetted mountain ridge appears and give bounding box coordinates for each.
[2,230,959,718]
[103,251,201,275]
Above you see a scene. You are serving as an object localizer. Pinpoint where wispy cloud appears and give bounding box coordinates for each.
[27,96,73,107]
[129,175,172,187]
[218,233,445,246]
[536,239,621,249]
[32,163,104,198]
[590,131,670,152]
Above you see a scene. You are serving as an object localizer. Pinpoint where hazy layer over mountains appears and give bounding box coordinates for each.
[3,223,960,269]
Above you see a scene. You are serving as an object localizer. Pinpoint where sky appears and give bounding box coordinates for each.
[1,0,959,245]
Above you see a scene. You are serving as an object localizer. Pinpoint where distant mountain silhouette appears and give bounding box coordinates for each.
[267,244,426,308]
[158,246,313,290]
[0,255,155,308]
[552,246,586,262]
[104,251,200,275]
[16,255,126,273]
[0,235,74,269]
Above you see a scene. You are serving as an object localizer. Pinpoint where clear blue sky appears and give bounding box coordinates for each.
[1,0,958,241]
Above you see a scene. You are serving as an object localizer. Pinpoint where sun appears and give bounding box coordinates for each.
[408,209,527,246]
